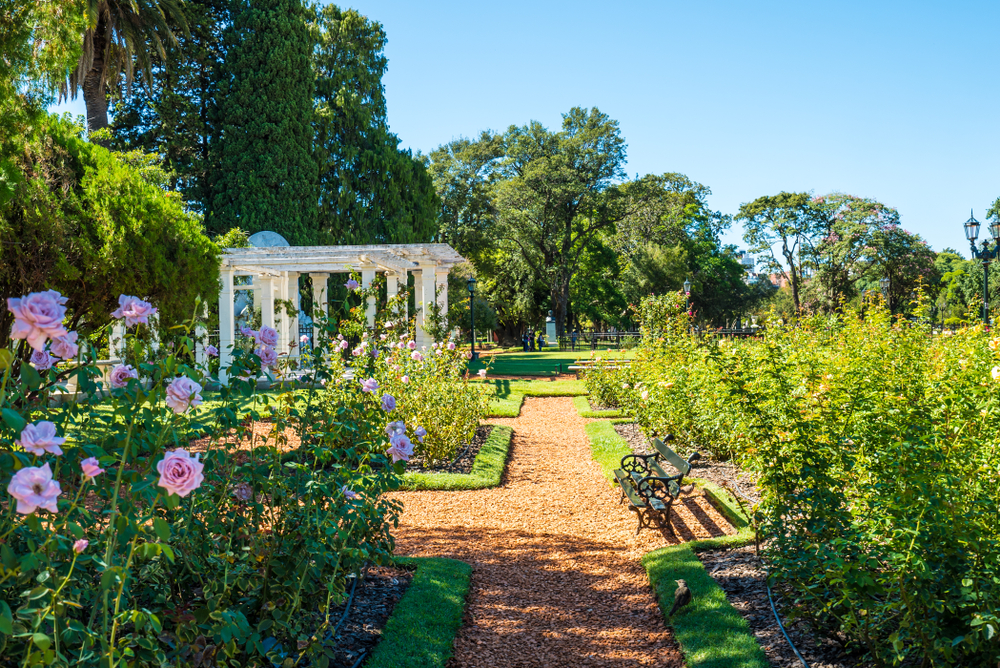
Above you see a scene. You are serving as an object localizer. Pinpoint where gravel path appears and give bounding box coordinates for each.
[390,396,736,668]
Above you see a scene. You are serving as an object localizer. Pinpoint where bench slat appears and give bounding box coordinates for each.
[613,469,647,508]
[652,438,692,476]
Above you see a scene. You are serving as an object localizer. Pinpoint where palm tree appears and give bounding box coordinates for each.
[66,0,188,135]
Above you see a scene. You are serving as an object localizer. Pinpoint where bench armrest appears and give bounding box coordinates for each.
[619,452,659,475]
[637,475,682,504]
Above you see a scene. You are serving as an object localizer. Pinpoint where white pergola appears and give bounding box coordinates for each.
[215,243,466,378]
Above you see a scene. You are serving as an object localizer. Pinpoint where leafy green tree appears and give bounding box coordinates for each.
[934,249,970,324]
[67,0,188,134]
[0,111,219,340]
[737,192,822,313]
[864,225,938,313]
[312,5,439,244]
[110,0,229,212]
[208,0,317,243]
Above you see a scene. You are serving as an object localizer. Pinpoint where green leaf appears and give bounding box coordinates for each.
[0,409,26,433]
[31,632,51,651]
[0,349,12,370]
[153,518,171,541]
[0,601,13,635]
[19,362,43,390]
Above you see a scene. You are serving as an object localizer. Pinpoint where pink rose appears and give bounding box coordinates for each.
[111,295,157,327]
[342,485,359,500]
[17,421,66,456]
[407,341,416,350]
[300,334,309,345]
[360,378,379,393]
[165,376,203,414]
[339,340,349,350]
[447,342,456,350]
[401,375,409,384]
[386,421,406,437]
[255,345,278,368]
[110,364,138,389]
[415,426,427,443]
[81,457,104,479]
[205,345,219,358]
[156,449,204,497]
[7,463,61,514]
[381,394,396,411]
[73,539,89,554]
[8,290,68,351]
[411,351,423,362]
[256,326,278,347]
[478,369,487,379]
[31,349,55,371]
[50,331,79,359]
[386,434,414,463]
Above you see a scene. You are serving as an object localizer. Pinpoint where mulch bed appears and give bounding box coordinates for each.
[325,565,414,668]
[405,424,494,475]
[699,544,867,668]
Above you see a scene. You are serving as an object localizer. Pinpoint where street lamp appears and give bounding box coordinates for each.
[964,209,1000,325]
[683,278,691,296]
[466,276,478,361]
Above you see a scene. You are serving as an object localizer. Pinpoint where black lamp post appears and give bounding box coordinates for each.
[467,276,478,361]
[964,210,1000,325]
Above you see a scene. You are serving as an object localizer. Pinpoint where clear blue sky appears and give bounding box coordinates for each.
[50,0,1000,256]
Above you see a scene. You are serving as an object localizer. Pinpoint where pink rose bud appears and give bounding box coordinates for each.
[111,295,157,327]
[110,363,138,389]
[31,349,55,371]
[156,449,205,497]
[17,421,66,456]
[73,539,88,554]
[256,326,278,347]
[7,290,68,351]
[7,463,61,514]
[50,331,79,359]
[255,345,278,368]
[240,326,256,338]
[81,457,104,479]
[165,376,203,414]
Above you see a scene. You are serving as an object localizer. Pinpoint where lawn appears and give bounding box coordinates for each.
[478,377,589,417]
[470,349,634,377]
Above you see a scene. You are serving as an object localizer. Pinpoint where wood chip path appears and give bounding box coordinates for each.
[391,396,736,667]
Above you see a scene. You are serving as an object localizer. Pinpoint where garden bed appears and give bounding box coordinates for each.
[698,544,866,668]
[405,424,493,475]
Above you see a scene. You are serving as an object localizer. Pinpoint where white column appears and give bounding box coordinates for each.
[288,272,300,358]
[109,323,125,361]
[435,268,449,340]
[309,273,329,344]
[195,323,207,367]
[260,276,275,340]
[219,268,235,384]
[276,272,289,353]
[361,267,377,327]
[414,269,431,349]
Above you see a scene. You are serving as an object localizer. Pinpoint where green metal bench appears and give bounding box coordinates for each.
[613,435,700,535]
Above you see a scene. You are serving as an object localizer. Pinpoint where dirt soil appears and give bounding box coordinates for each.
[325,565,414,668]
[390,396,736,668]
[699,544,867,668]
[405,424,494,475]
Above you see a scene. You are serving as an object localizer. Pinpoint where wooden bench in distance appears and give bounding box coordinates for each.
[613,435,700,535]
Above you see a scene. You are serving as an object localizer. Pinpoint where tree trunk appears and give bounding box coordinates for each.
[82,15,111,139]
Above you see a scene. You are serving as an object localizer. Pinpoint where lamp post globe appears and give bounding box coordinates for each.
[683,278,691,295]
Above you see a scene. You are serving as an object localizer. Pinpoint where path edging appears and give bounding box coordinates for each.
[366,557,472,668]
[399,426,514,491]
[573,395,624,418]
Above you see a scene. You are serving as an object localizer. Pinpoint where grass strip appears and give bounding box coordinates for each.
[582,421,764,667]
[399,426,513,490]
[366,556,472,668]
[573,394,623,418]
[488,393,524,417]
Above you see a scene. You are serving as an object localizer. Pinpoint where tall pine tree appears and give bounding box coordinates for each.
[208,0,317,243]
[313,5,438,245]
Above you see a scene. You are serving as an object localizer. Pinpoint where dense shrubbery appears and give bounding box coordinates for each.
[586,292,1000,666]
[0,279,486,665]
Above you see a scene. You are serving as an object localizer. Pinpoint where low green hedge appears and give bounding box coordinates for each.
[399,425,513,490]
[366,556,472,668]
[582,421,765,668]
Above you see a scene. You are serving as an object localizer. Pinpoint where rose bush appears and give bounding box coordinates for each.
[0,289,408,666]
[587,291,1000,666]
